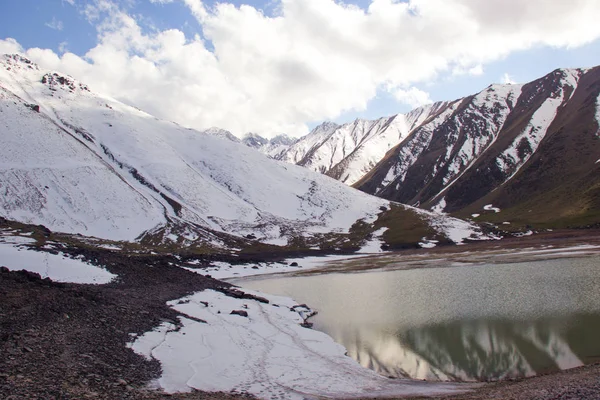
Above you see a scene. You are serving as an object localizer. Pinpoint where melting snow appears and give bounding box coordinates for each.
[418,238,439,249]
[0,241,115,284]
[514,230,534,237]
[186,254,371,281]
[431,197,447,214]
[356,227,389,254]
[129,289,465,399]
[484,204,501,213]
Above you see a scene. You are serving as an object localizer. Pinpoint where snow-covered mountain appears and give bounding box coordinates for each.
[273,105,449,186]
[0,54,487,251]
[202,127,240,143]
[356,67,600,227]
[242,133,297,159]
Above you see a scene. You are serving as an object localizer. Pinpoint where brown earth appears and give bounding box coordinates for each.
[0,245,253,400]
[2,229,600,399]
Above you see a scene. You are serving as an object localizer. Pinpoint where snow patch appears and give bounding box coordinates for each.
[129,289,464,399]
[484,204,501,213]
[418,238,439,249]
[514,230,534,237]
[431,197,446,214]
[0,242,115,284]
[356,227,389,254]
[186,254,369,281]
[413,206,499,244]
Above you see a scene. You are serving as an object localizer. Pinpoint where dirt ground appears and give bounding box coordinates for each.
[1,229,600,399]
[0,245,253,400]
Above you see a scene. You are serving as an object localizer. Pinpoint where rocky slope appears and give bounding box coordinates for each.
[273,104,449,185]
[0,54,487,252]
[355,67,600,228]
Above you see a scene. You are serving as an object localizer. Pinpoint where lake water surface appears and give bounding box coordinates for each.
[240,256,600,382]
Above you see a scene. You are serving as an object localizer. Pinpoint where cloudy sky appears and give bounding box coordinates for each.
[2,0,600,138]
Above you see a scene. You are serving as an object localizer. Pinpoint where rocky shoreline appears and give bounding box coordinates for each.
[0,245,252,399]
[2,229,600,399]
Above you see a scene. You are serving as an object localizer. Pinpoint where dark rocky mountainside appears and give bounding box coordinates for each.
[354,66,600,229]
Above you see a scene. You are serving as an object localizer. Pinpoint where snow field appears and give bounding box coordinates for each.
[129,289,466,399]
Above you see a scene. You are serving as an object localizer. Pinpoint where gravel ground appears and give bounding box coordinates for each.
[0,245,254,400]
[2,228,600,400]
[403,363,600,400]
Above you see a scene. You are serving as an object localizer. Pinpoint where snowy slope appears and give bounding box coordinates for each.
[275,104,448,186]
[0,54,488,248]
[0,55,389,244]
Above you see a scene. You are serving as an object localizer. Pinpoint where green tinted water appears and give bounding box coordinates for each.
[241,256,600,381]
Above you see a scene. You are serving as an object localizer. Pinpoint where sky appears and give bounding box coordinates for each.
[1,0,600,138]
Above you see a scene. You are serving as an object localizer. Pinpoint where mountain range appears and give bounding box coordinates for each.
[246,67,600,229]
[0,54,485,253]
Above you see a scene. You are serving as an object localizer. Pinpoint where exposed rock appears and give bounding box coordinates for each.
[229,310,248,318]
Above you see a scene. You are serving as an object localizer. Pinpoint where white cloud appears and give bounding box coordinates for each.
[392,87,433,109]
[501,73,516,85]
[0,38,23,54]
[45,17,64,31]
[5,0,600,137]
[451,63,484,77]
[62,0,76,5]
[58,41,69,54]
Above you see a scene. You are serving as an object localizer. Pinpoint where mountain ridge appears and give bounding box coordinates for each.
[0,53,489,252]
[238,65,600,229]
[355,66,600,228]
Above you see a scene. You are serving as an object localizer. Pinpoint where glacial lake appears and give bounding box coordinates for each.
[240,256,600,382]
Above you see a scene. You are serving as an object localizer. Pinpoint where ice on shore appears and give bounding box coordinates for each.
[130,289,467,399]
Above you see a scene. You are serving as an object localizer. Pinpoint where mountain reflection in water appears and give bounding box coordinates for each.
[241,256,600,381]
[335,315,600,381]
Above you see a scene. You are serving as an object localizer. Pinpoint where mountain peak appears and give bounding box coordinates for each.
[269,134,296,146]
[41,72,90,93]
[2,54,38,68]
[242,132,269,148]
[203,127,240,143]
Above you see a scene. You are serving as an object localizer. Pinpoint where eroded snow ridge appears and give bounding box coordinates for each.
[495,70,579,183]
[129,289,466,399]
[0,237,115,284]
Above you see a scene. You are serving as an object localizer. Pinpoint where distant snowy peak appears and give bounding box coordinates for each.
[356,65,600,227]
[275,102,450,185]
[242,132,269,148]
[242,132,298,158]
[203,127,240,143]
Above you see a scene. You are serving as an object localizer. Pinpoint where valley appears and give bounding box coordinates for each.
[1,52,600,400]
